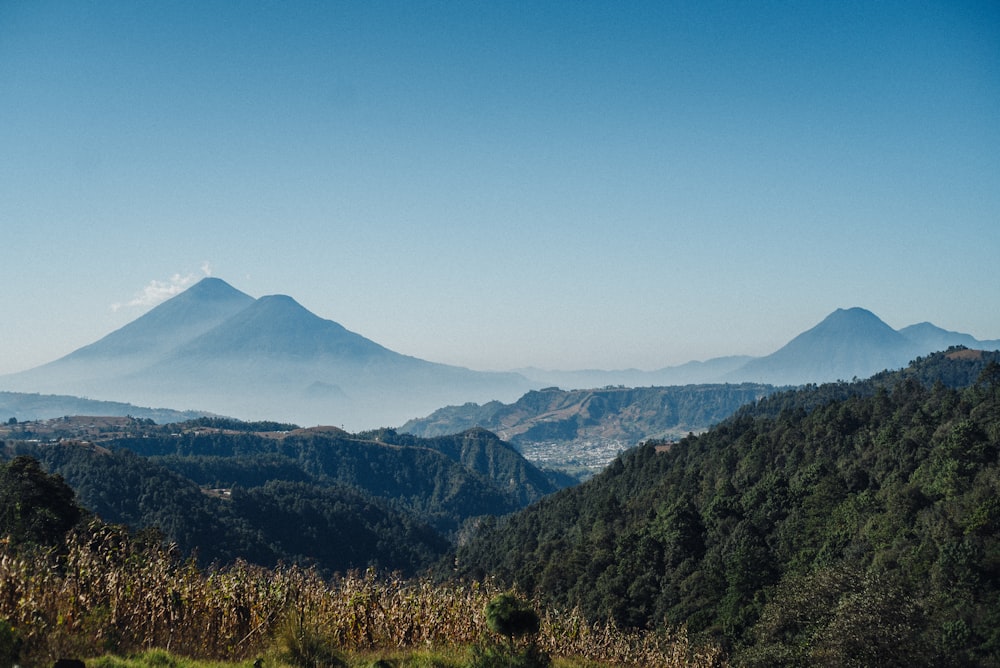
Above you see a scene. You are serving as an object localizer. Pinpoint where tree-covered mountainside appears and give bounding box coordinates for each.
[104,424,562,529]
[4,440,448,575]
[450,349,1000,666]
[2,421,565,576]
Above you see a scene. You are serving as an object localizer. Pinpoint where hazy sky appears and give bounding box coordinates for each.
[2,1,998,376]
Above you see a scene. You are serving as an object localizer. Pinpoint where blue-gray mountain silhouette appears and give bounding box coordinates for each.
[2,278,530,429]
[897,322,988,352]
[725,307,1000,385]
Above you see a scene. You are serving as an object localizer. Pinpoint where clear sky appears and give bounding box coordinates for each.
[2,1,998,376]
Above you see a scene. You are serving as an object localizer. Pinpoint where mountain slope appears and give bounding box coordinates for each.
[95,421,564,534]
[4,278,255,393]
[401,384,777,478]
[900,321,1000,352]
[368,427,564,507]
[3,415,566,573]
[403,384,776,442]
[451,350,1000,665]
[0,392,210,424]
[8,440,449,575]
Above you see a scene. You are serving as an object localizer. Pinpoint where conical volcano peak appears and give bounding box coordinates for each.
[724,307,914,385]
[824,307,881,323]
[185,276,249,300]
[47,276,255,362]
[169,290,391,360]
[832,306,872,315]
[814,307,892,333]
[239,294,330,325]
[0,276,536,427]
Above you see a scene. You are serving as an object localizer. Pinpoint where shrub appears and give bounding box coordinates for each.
[485,593,540,642]
[275,613,346,668]
[475,594,550,668]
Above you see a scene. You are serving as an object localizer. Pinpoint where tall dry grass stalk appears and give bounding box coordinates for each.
[0,523,723,667]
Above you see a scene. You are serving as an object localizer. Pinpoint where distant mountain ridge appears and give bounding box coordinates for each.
[1,278,531,429]
[401,383,779,477]
[723,307,1000,385]
[2,278,997,429]
[518,307,1000,389]
[725,307,912,385]
[403,384,776,443]
[0,392,211,424]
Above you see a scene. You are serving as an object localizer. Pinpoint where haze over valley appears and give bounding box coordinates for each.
[2,277,997,435]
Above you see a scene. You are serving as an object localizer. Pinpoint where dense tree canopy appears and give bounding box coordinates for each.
[2,424,564,576]
[451,350,1000,666]
[0,455,82,547]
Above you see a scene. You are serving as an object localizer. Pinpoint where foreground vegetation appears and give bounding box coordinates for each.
[0,518,721,667]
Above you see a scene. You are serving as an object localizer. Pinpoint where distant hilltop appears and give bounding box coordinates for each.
[518,307,1000,389]
[721,307,1000,386]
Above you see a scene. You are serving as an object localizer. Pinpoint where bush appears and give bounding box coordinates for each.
[475,594,549,668]
[485,593,540,641]
[275,614,346,668]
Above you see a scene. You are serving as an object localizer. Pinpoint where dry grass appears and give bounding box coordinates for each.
[0,523,724,667]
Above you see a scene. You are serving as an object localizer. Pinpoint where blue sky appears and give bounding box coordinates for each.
[1,1,998,375]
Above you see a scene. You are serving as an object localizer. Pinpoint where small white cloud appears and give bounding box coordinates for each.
[111,265,213,312]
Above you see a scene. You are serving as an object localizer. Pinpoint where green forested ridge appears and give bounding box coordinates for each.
[2,423,563,576]
[106,425,562,529]
[450,349,1000,666]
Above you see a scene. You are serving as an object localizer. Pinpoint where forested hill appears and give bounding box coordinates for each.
[2,421,566,576]
[450,348,1000,666]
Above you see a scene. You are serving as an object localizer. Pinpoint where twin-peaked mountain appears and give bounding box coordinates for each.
[2,278,531,429]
